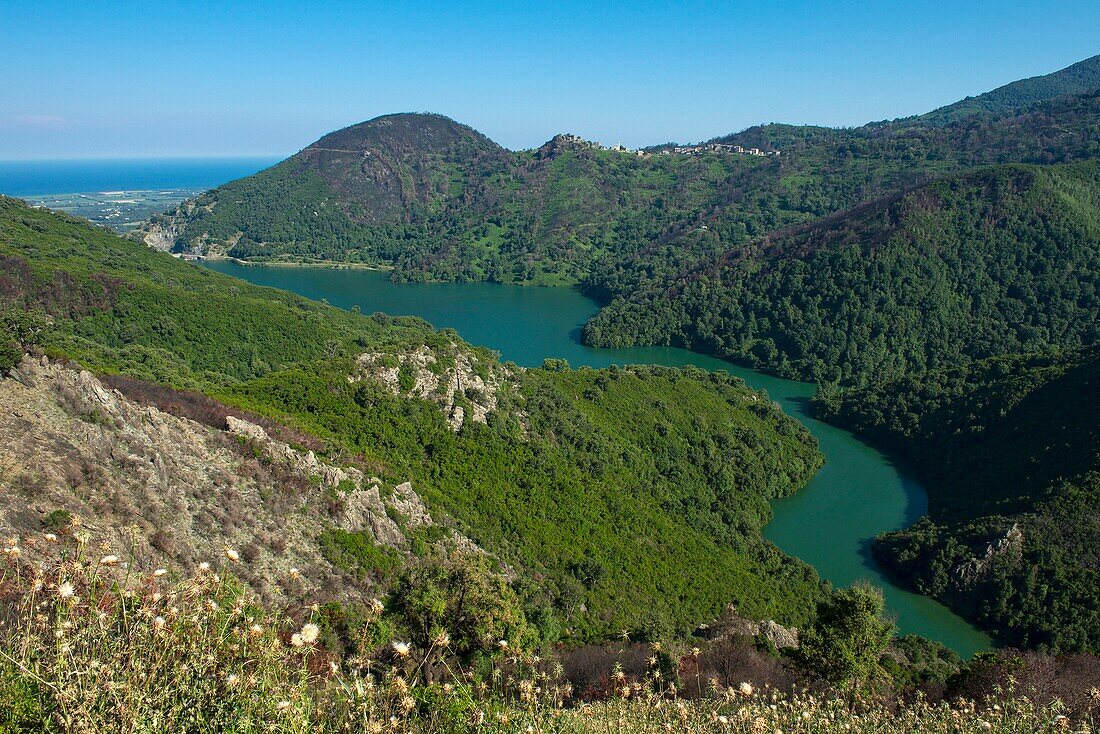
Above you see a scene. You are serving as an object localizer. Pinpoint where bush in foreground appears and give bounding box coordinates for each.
[1,532,1096,733]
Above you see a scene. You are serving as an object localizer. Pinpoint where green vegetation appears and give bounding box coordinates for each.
[586,162,1100,385]
[2,541,1094,733]
[917,53,1100,124]
[221,360,824,638]
[0,196,824,639]
[795,583,895,707]
[147,62,1100,390]
[814,346,1100,652]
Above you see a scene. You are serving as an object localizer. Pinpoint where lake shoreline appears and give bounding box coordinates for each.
[198,259,994,656]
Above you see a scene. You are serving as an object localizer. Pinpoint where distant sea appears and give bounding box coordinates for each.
[0,157,279,197]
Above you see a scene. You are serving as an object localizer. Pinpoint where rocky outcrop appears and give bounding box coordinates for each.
[954,523,1024,587]
[0,356,475,604]
[353,344,517,431]
[694,604,800,650]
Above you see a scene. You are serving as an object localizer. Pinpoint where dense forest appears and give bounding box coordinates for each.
[814,347,1100,652]
[584,162,1100,385]
[0,196,825,639]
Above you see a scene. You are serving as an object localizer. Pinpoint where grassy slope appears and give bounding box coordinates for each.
[1,196,825,638]
[814,346,1100,652]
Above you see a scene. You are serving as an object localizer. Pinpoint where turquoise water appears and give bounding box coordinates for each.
[202,261,992,656]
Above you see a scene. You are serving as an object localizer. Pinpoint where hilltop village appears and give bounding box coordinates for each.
[552,132,781,158]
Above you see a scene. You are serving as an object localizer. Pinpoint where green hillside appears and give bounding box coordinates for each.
[140,59,1100,391]
[814,347,1100,652]
[584,162,1100,386]
[0,195,825,639]
[919,53,1100,124]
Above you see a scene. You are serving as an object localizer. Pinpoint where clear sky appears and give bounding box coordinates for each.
[2,1,1098,159]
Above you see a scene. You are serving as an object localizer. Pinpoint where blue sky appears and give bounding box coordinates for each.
[2,1,1098,159]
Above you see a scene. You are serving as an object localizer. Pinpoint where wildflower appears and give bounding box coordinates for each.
[718,715,729,724]
[43,533,57,542]
[392,640,411,657]
[433,629,451,647]
[276,700,291,712]
[224,548,240,562]
[226,673,239,686]
[691,647,701,656]
[99,554,119,566]
[442,683,454,694]
[329,661,339,674]
[291,633,304,647]
[497,639,509,651]
[153,616,166,631]
[300,622,320,644]
[739,681,754,697]
[58,582,76,599]
[153,568,167,577]
[369,598,384,614]
[978,722,993,732]
[288,567,301,579]
[198,561,210,572]
[250,623,264,637]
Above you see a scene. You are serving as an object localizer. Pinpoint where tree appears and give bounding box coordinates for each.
[389,551,528,680]
[796,582,894,707]
[0,309,52,372]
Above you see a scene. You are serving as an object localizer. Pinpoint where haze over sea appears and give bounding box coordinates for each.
[0,157,277,197]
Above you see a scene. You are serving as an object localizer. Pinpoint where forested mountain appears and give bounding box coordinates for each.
[0,196,825,639]
[917,53,1100,124]
[814,347,1100,652]
[141,56,1100,387]
[584,162,1100,385]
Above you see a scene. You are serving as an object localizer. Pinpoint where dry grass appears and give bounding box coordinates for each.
[1,532,1096,733]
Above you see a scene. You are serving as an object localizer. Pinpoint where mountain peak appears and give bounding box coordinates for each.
[305,112,502,156]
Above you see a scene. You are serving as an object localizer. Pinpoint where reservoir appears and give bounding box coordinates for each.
[202,261,993,656]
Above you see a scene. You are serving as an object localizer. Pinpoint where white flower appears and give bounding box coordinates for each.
[276,700,291,712]
[291,633,304,648]
[288,567,301,579]
[153,568,168,577]
[739,681,754,697]
[391,641,411,657]
[57,582,75,599]
[43,533,58,542]
[497,639,509,651]
[224,548,240,562]
[370,598,384,614]
[300,623,320,644]
[198,561,211,572]
[153,616,166,631]
[99,554,119,566]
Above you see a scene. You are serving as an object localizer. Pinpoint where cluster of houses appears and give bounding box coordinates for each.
[551,134,779,159]
[660,143,779,157]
